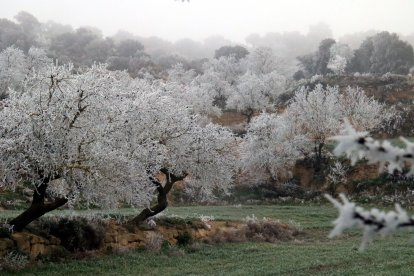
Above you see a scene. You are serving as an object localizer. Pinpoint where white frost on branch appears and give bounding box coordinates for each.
[330,120,413,174]
[327,121,414,249]
[325,193,413,251]
[241,113,307,180]
[327,43,353,75]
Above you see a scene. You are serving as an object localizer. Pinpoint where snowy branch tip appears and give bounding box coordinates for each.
[325,193,414,250]
[329,119,414,174]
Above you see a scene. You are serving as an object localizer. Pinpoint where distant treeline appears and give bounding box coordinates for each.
[0,11,413,78]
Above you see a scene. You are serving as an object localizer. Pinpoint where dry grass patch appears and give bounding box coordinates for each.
[205,216,301,244]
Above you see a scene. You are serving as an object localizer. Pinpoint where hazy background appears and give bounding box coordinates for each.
[1,0,413,43]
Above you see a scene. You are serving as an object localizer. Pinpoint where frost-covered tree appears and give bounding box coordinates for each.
[196,55,243,109]
[26,47,52,72]
[0,63,239,230]
[226,71,286,123]
[164,64,221,117]
[215,47,288,123]
[244,46,293,77]
[284,84,394,169]
[0,64,156,231]
[286,85,342,166]
[187,49,288,120]
[244,47,279,75]
[130,121,238,223]
[167,63,196,85]
[339,86,396,131]
[184,81,222,117]
[327,43,353,75]
[240,82,392,181]
[195,68,232,110]
[0,46,26,99]
[241,113,308,181]
[0,46,51,99]
[326,161,348,196]
[113,81,239,223]
[327,55,347,75]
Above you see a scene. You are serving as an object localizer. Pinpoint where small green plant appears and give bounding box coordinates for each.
[176,231,192,247]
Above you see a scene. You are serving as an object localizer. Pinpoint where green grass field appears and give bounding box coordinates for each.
[5,204,414,275]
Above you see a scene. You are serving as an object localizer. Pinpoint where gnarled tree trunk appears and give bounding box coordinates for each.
[9,177,68,232]
[130,169,187,225]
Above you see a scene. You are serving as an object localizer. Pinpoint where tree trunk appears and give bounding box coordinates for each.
[243,109,254,124]
[313,142,325,172]
[129,180,168,224]
[130,169,187,225]
[9,179,68,232]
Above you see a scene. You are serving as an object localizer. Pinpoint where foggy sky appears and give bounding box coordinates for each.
[1,0,413,43]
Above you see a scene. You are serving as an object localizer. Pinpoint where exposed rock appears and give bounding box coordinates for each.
[11,232,31,254]
[30,243,45,257]
[2,219,250,258]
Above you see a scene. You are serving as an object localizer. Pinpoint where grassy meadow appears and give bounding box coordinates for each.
[2,204,414,275]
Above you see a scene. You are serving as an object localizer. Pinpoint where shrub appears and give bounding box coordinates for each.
[176,231,193,247]
[49,217,105,252]
[157,217,204,229]
[206,217,300,244]
[244,218,299,242]
[0,221,12,238]
[0,251,29,272]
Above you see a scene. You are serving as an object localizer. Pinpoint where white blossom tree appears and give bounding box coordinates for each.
[0,47,26,99]
[226,72,267,124]
[26,47,52,73]
[113,80,239,223]
[204,55,244,86]
[241,113,308,181]
[0,46,52,100]
[222,47,288,124]
[327,55,347,75]
[164,70,222,117]
[197,55,244,109]
[244,47,279,75]
[226,71,286,124]
[327,43,353,75]
[285,84,395,169]
[244,46,294,77]
[183,50,288,122]
[167,63,196,85]
[340,86,396,131]
[0,63,158,231]
[0,63,240,229]
[184,82,223,117]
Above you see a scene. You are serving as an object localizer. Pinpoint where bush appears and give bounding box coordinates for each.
[157,217,204,230]
[176,231,192,247]
[0,222,12,238]
[244,218,299,242]
[0,251,29,272]
[49,217,105,252]
[206,217,301,244]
